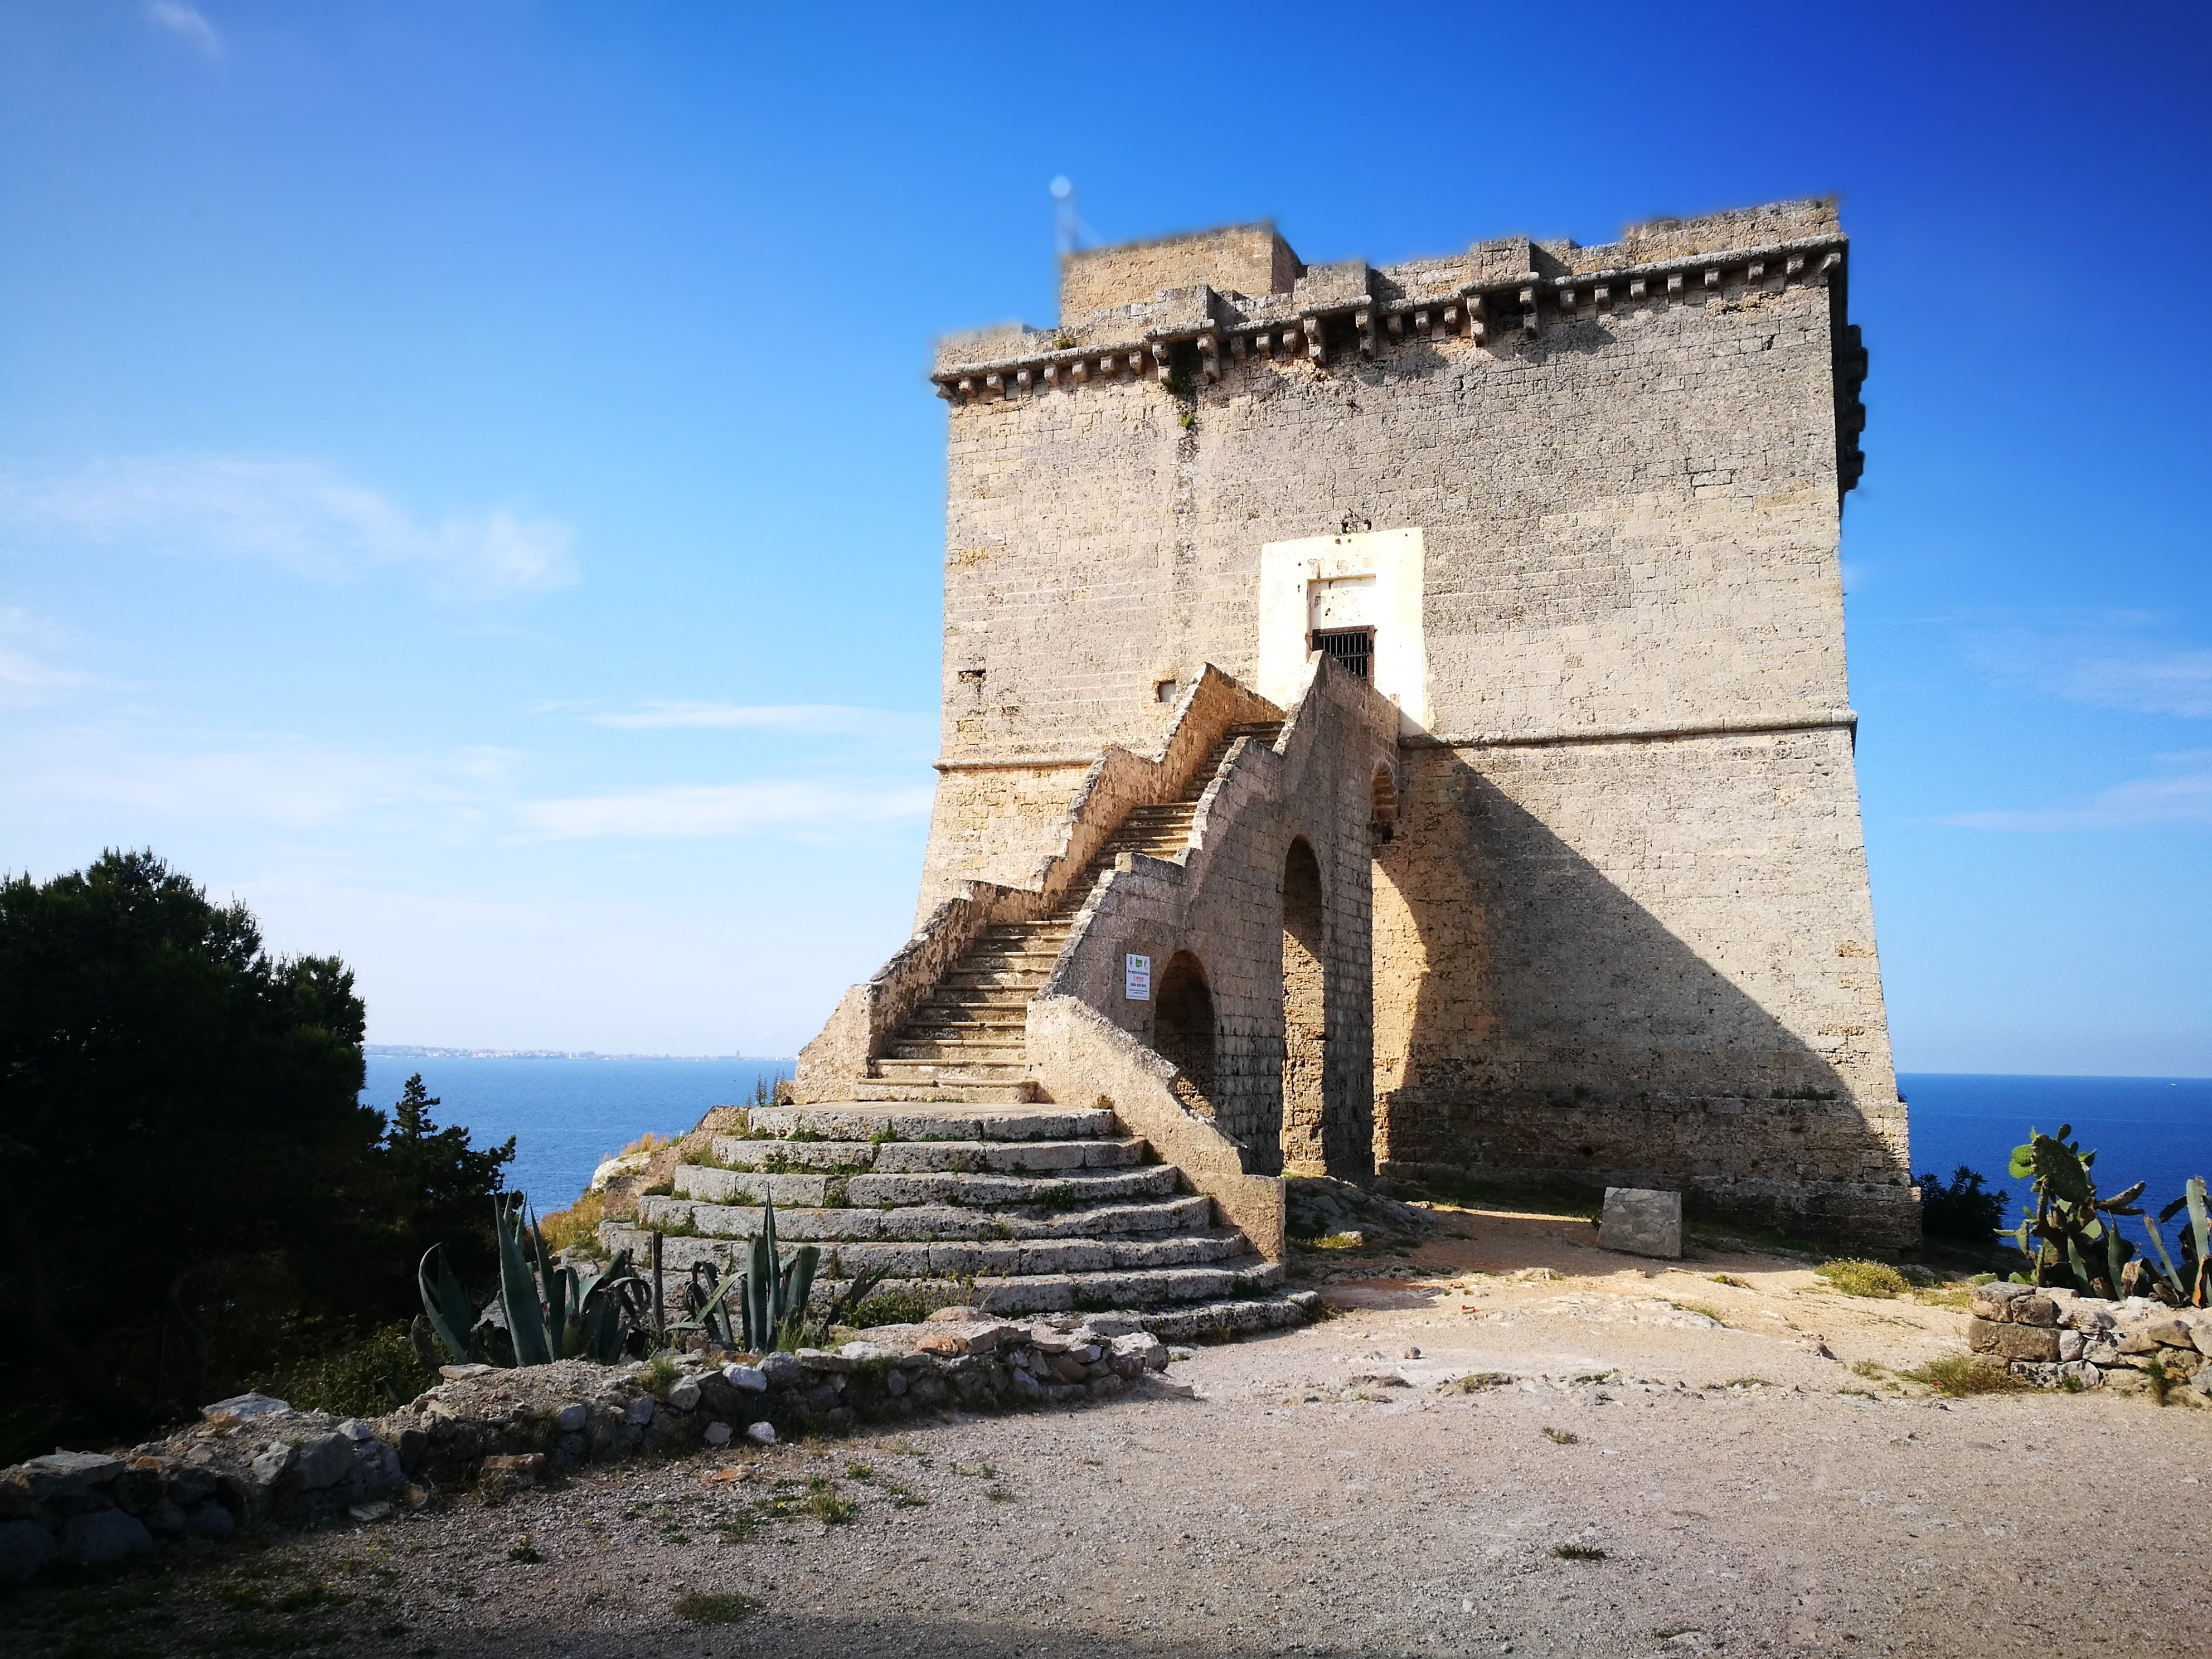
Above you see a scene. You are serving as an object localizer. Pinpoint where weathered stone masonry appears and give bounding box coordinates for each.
[850,196,1908,1246]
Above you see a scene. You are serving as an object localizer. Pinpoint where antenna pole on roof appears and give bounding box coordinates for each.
[1050,176,1077,259]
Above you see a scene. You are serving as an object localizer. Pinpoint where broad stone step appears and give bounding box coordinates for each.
[630,1191,1214,1243]
[824,1228,1250,1279]
[848,1079,1039,1105]
[603,1238,1279,1311]
[941,968,1050,989]
[816,1259,1283,1316]
[706,1135,1143,1174]
[746,1104,1115,1142]
[841,1165,1178,1209]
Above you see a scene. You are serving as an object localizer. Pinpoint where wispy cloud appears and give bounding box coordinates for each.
[590,702,931,739]
[516,780,935,839]
[0,609,90,710]
[1941,751,2212,831]
[0,456,575,599]
[145,1,220,59]
[1966,622,2212,720]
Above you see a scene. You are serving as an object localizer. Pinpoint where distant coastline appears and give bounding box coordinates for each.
[365,1045,795,1064]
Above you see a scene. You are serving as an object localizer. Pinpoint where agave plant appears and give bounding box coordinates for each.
[418,1192,651,1367]
[2004,1125,2146,1299]
[668,1195,820,1353]
[2136,1177,2210,1308]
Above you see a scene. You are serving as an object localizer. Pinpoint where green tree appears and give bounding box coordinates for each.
[366,1073,513,1309]
[0,851,509,1446]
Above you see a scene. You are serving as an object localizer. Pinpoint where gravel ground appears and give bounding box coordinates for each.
[9,1205,2209,1658]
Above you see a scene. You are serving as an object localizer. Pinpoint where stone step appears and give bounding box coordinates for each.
[841,1165,1179,1209]
[911,993,1030,1017]
[744,1103,1116,1142]
[832,1260,1284,1317]
[954,951,1057,970]
[846,1078,1040,1105]
[905,1006,1029,1027]
[940,968,1050,990]
[872,1058,1033,1083]
[607,1230,1280,1313]
[883,1041,1028,1064]
[672,1161,1177,1210]
[706,1135,1145,1174]
[820,1228,1250,1279]
[630,1191,1214,1244]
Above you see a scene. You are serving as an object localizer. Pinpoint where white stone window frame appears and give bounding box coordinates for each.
[1255,528,1428,732]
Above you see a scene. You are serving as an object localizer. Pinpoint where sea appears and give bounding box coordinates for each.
[360,1052,792,1214]
[358,1054,2212,1244]
[1896,1073,2212,1240]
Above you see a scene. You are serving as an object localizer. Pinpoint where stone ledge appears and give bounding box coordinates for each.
[0,1301,1312,1583]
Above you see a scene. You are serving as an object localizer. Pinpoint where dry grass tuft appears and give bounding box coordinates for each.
[1815,1259,1909,1298]
[1903,1355,2027,1397]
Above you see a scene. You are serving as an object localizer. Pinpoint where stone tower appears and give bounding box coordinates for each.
[802,197,1913,1250]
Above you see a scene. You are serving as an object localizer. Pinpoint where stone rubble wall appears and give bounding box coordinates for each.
[0,1303,1309,1584]
[1967,1282,2212,1396]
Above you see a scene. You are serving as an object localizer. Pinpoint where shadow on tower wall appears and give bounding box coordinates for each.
[1375,745,1917,1250]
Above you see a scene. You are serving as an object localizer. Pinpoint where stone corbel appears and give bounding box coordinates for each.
[1151,341,1172,384]
[1386,312,1404,338]
[1628,277,1648,302]
[1467,293,1486,341]
[1041,362,1058,387]
[1197,332,1221,379]
[1354,306,1376,357]
[1593,284,1611,313]
[1070,358,1089,384]
[1704,267,1721,292]
[1301,316,1325,362]
[1015,367,1032,392]
[1784,254,1805,279]
[1230,334,1248,362]
[984,371,1004,398]
[1518,285,1539,333]
[1665,272,1685,301]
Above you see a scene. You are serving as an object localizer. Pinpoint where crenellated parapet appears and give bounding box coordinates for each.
[931,198,1868,495]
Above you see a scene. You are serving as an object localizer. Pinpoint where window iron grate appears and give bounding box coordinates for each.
[1311,627,1373,681]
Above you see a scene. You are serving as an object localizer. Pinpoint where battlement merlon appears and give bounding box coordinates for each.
[930,196,1865,495]
[933,197,1849,378]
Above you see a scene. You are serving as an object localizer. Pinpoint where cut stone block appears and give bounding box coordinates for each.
[1598,1187,1682,1258]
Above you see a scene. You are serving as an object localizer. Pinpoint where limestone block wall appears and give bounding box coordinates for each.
[1372,724,1911,1242]
[1041,659,1401,1177]
[910,199,1905,1244]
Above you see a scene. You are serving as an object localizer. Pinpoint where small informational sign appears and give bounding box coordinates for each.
[1123,953,1152,1001]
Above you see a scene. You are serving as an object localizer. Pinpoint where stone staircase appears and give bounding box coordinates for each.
[862,721,1283,1108]
[604,1100,1290,1320]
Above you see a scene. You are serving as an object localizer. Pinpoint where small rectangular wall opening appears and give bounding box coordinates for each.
[1310,627,1373,681]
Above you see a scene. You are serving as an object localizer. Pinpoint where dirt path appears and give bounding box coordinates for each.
[11,1209,2209,1658]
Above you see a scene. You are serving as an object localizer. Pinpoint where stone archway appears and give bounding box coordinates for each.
[1279,837,1328,1175]
[1154,949,1217,1115]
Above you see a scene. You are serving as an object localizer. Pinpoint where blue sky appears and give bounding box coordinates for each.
[1,2,2205,1070]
